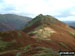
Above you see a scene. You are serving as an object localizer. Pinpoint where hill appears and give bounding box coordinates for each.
[0,14,75,56]
[23,14,75,51]
[0,14,32,31]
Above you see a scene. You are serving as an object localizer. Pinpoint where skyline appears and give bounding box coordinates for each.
[0,0,75,21]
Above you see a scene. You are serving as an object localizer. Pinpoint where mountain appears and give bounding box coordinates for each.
[0,14,75,56]
[0,22,16,31]
[70,26,75,29]
[23,14,74,33]
[64,21,75,28]
[64,21,75,29]
[23,14,75,51]
[0,14,32,31]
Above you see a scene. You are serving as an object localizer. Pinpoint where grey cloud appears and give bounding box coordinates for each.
[55,7,75,18]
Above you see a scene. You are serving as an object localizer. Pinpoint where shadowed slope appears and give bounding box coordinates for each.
[0,22,16,31]
[0,14,32,31]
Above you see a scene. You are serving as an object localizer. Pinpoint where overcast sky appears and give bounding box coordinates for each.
[0,0,75,21]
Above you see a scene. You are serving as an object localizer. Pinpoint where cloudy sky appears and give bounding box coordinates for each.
[0,0,75,21]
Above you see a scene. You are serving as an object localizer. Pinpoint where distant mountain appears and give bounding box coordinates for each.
[0,14,32,31]
[70,26,75,29]
[64,21,75,27]
[0,22,15,31]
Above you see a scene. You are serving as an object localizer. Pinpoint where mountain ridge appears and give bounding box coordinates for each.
[0,14,32,31]
[0,22,16,31]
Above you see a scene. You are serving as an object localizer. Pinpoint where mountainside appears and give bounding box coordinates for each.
[0,14,32,31]
[0,30,59,56]
[0,22,16,31]
[23,14,74,33]
[23,14,75,51]
[0,14,75,56]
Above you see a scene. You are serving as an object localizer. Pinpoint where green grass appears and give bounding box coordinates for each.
[16,44,31,56]
[69,32,75,37]
[32,47,59,56]
[58,42,69,49]
[0,40,12,51]
[16,46,59,56]
[17,32,22,37]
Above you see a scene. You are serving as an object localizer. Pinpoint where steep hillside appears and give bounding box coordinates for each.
[0,14,32,30]
[23,14,74,32]
[23,14,75,51]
